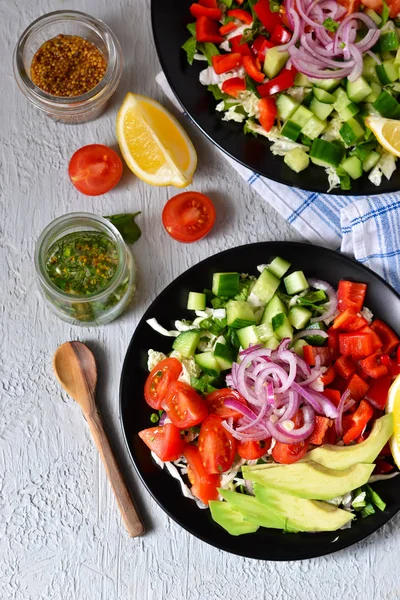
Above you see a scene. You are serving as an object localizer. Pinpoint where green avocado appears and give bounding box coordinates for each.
[218,489,290,530]
[242,461,374,500]
[304,413,394,470]
[209,501,259,536]
[254,484,354,532]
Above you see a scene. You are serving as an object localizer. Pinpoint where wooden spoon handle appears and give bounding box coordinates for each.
[87,409,145,537]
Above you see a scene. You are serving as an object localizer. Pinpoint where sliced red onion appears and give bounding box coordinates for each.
[335,389,351,439]
[366,50,381,65]
[237,400,270,432]
[275,405,315,441]
[278,10,301,51]
[307,278,338,323]
[277,390,300,423]
[159,411,167,426]
[239,344,264,357]
[293,329,328,342]
[224,398,258,421]
[297,366,322,387]
[347,43,363,82]
[222,419,270,441]
[308,389,339,418]
[291,381,323,413]
[275,349,298,392]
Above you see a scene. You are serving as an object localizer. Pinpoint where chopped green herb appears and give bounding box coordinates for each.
[366,484,386,511]
[244,119,259,137]
[323,17,339,32]
[187,22,196,36]
[361,503,375,518]
[245,74,261,97]
[381,0,389,27]
[208,84,229,101]
[150,413,159,424]
[104,212,142,244]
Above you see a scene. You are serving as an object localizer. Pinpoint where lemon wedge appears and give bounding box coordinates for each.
[116,93,197,187]
[365,116,400,158]
[386,373,400,468]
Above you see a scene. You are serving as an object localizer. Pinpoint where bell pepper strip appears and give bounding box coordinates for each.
[196,16,224,43]
[190,3,222,20]
[221,77,246,97]
[242,56,265,82]
[346,373,370,401]
[212,53,242,74]
[359,352,389,379]
[219,22,238,36]
[370,319,400,354]
[258,97,277,132]
[321,366,336,386]
[332,308,368,332]
[309,416,332,445]
[374,459,395,474]
[254,0,283,34]
[270,24,292,44]
[337,280,367,312]
[342,399,374,444]
[257,67,297,97]
[199,0,218,7]
[227,8,253,24]
[327,326,340,361]
[251,35,275,61]
[380,354,400,377]
[323,388,341,407]
[303,345,333,367]
[339,332,375,358]
[358,325,382,352]
[364,374,391,411]
[334,355,356,379]
[229,34,253,56]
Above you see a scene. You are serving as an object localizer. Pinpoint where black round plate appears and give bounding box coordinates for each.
[151,0,400,196]
[120,242,400,560]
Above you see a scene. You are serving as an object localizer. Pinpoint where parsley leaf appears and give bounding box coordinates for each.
[323,17,339,32]
[197,41,220,65]
[207,84,229,101]
[187,22,196,36]
[104,212,142,244]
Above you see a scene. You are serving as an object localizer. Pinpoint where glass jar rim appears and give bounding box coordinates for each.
[13,10,122,108]
[35,212,129,303]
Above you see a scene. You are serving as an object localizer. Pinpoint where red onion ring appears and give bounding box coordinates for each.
[308,278,338,323]
[274,405,315,441]
[335,389,351,438]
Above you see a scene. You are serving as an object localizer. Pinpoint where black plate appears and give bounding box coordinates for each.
[151,0,400,195]
[120,242,400,560]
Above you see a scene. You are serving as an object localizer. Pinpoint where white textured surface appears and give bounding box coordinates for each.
[1,1,400,598]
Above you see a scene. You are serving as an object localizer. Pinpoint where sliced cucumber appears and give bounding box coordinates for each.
[301,115,326,140]
[346,77,372,103]
[194,352,221,377]
[303,322,327,346]
[288,306,312,329]
[237,325,262,349]
[226,300,256,329]
[337,102,360,122]
[284,271,309,295]
[172,330,201,358]
[281,120,302,142]
[292,339,309,357]
[261,294,288,325]
[268,256,291,278]
[376,59,399,85]
[313,88,335,104]
[291,105,314,128]
[362,150,381,172]
[309,78,340,92]
[379,31,399,53]
[272,313,294,341]
[372,90,400,118]
[309,98,334,121]
[284,147,310,172]
[294,73,312,87]
[251,269,280,304]
[364,82,382,103]
[263,47,289,79]
[264,335,280,350]
[212,272,240,297]
[363,54,381,83]
[276,94,299,121]
[213,342,235,370]
[310,139,344,168]
[256,322,274,342]
[187,291,206,311]
[339,118,365,146]
[341,155,363,180]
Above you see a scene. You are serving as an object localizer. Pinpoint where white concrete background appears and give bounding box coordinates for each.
[1,1,400,598]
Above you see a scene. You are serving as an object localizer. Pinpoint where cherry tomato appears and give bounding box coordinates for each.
[68,144,123,196]
[205,388,247,421]
[138,423,185,462]
[198,414,237,474]
[184,444,220,504]
[271,410,309,464]
[144,358,182,410]
[162,381,208,428]
[162,192,216,243]
[237,439,271,460]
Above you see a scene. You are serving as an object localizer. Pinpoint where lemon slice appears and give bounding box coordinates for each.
[116,93,197,187]
[365,116,400,157]
[386,374,400,468]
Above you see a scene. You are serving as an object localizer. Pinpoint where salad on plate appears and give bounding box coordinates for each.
[182,0,400,191]
[138,257,399,536]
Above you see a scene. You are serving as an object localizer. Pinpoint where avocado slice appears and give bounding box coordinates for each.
[254,484,354,532]
[209,501,259,536]
[242,462,374,500]
[304,414,393,470]
[218,489,289,530]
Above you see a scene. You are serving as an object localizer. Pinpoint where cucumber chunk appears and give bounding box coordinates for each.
[363,54,381,83]
[364,8,382,25]
[294,73,312,87]
[364,82,382,103]
[309,78,340,92]
[313,88,335,104]
[237,325,262,349]
[252,269,280,304]
[379,31,399,52]
[276,94,299,121]
[346,76,372,103]
[339,118,365,146]
[291,105,314,128]
[284,271,309,295]
[187,291,206,311]
[212,273,240,297]
[301,115,326,140]
[362,150,381,172]
[292,339,309,357]
[337,102,360,122]
[284,147,310,173]
[310,139,344,168]
[281,120,302,141]
[303,322,327,346]
[272,313,294,341]
[263,47,289,79]
[194,352,221,377]
[376,59,399,85]
[256,322,274,342]
[289,306,312,329]
[268,256,291,278]
[226,300,256,328]
[372,90,400,118]
[310,98,334,121]
[213,342,235,370]
[341,155,363,180]
[261,294,288,324]
[172,330,201,358]
[264,335,280,350]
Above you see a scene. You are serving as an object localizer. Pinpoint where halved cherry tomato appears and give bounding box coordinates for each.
[321,366,336,386]
[144,358,182,410]
[342,399,374,444]
[258,97,277,132]
[198,414,237,474]
[237,439,271,460]
[374,459,395,474]
[359,352,389,379]
[68,145,123,196]
[339,332,375,358]
[365,374,392,411]
[138,423,185,462]
[337,280,367,312]
[242,56,265,82]
[346,373,369,401]
[335,355,356,379]
[196,16,223,43]
[184,444,220,504]
[309,416,332,445]
[221,76,246,97]
[271,411,309,464]
[190,3,222,20]
[162,192,216,243]
[163,381,208,429]
[229,35,253,56]
[371,319,400,354]
[212,52,242,74]
[332,308,368,332]
[205,388,247,421]
[303,345,332,367]
[227,8,253,23]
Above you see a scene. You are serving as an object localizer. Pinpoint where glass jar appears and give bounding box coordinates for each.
[35,213,136,326]
[13,10,123,124]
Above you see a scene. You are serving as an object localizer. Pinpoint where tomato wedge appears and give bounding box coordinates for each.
[271,411,309,464]
[138,423,185,461]
[68,145,123,196]
[162,192,216,243]
[163,381,208,428]
[205,388,247,421]
[237,439,271,460]
[184,444,220,504]
[144,358,182,410]
[198,414,237,474]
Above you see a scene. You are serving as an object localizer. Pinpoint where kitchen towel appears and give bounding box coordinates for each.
[156,72,400,293]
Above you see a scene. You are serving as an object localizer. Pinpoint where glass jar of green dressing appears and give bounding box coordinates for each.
[35,213,136,325]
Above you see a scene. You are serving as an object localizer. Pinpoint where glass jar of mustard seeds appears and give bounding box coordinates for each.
[13,11,123,124]
[35,213,136,326]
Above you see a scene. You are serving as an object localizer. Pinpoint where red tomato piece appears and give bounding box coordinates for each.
[190,3,222,19]
[342,400,374,444]
[237,439,271,460]
[254,0,283,33]
[162,191,216,243]
[221,76,246,97]
[138,423,185,462]
[365,374,392,411]
[199,0,218,7]
[212,52,243,74]
[303,345,332,367]
[332,308,368,332]
[219,22,238,35]
[198,414,237,474]
[309,416,332,445]
[346,373,370,402]
[359,352,389,379]
[227,8,253,23]
[327,326,340,361]
[196,16,223,43]
[339,332,375,358]
[163,381,208,429]
[272,440,309,464]
[257,67,297,97]
[205,388,247,421]
[323,388,341,407]
[321,366,336,386]
[68,145,123,196]
[144,358,182,410]
[334,355,357,379]
[242,56,265,82]
[371,319,400,354]
[184,444,220,504]
[251,35,274,61]
[229,35,253,56]
[258,97,277,132]
[388,0,400,18]
[337,280,367,312]
[338,0,360,12]
[374,459,395,474]
[270,24,292,44]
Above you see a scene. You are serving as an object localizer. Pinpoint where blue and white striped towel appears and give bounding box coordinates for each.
[156,72,400,292]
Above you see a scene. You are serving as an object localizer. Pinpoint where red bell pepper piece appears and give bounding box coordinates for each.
[199,0,218,7]
[380,354,400,377]
[334,355,356,379]
[251,35,275,61]
[196,16,224,43]
[358,325,382,352]
[242,56,265,82]
[339,332,375,358]
[332,307,368,332]
[229,35,253,56]
[254,0,283,34]
[321,365,336,386]
[323,388,341,407]
[346,373,369,402]
[365,374,391,411]
[190,3,222,20]
[227,8,253,24]
[342,399,374,444]
[257,67,297,97]
[221,77,246,97]
[374,459,395,474]
[212,53,242,74]
[258,97,277,132]
[270,24,292,44]
[219,22,238,36]
[337,280,367,312]
[371,319,400,355]
[359,352,389,379]
[327,326,340,361]
[303,346,332,367]
[309,416,332,445]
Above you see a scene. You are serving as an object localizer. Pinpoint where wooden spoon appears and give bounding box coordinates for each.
[53,341,145,538]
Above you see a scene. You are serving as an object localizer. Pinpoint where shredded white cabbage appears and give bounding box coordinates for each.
[326,167,340,192]
[287,86,306,103]
[321,117,342,142]
[146,318,180,337]
[193,53,208,62]
[169,351,202,383]
[361,306,373,324]
[174,319,198,332]
[247,291,265,308]
[219,40,230,52]
[238,91,261,119]
[222,106,246,123]
[226,24,248,40]
[151,454,207,509]
[147,349,167,371]
[378,151,397,180]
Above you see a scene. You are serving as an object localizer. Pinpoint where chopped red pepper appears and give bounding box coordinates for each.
[219,22,238,36]
[358,325,382,353]
[364,374,391,411]
[339,332,375,358]
[227,8,253,24]
[332,307,368,332]
[374,459,395,474]
[371,319,400,355]
[258,97,277,132]
[212,53,242,74]
[323,388,341,407]
[190,3,222,20]
[337,280,367,312]
[346,373,369,402]
[242,55,265,82]
[196,16,224,43]
[327,326,340,361]
[303,345,332,367]
[257,67,297,96]
[342,399,374,444]
[309,416,332,445]
[251,35,274,61]
[229,34,253,56]
[221,76,246,97]
[359,352,389,379]
[270,24,292,44]
[380,354,400,377]
[321,365,336,386]
[199,0,218,7]
[334,355,356,379]
[254,0,283,34]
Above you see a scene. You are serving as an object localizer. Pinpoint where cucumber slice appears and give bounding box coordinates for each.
[362,150,381,172]
[364,82,382,103]
[309,78,340,92]
[268,256,291,278]
[395,46,400,65]
[376,59,399,85]
[363,54,381,83]
[284,147,310,173]
[281,120,302,142]
[237,325,262,349]
[187,291,206,311]
[272,313,294,341]
[313,88,335,104]
[276,94,299,121]
[301,115,326,140]
[194,352,221,377]
[226,300,256,329]
[212,273,240,297]
[264,335,280,350]
[341,155,363,180]
[261,294,288,325]
[339,118,365,146]
[290,105,314,128]
[172,330,201,358]
[336,102,360,121]
[295,73,312,87]
[372,90,400,118]
[289,306,312,329]
[310,139,344,168]
[292,339,309,357]
[252,269,280,304]
[263,47,289,79]
[346,77,372,103]
[379,31,399,53]
[284,271,309,295]
[310,98,334,121]
[213,342,235,370]
[303,322,327,346]
[256,322,274,342]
